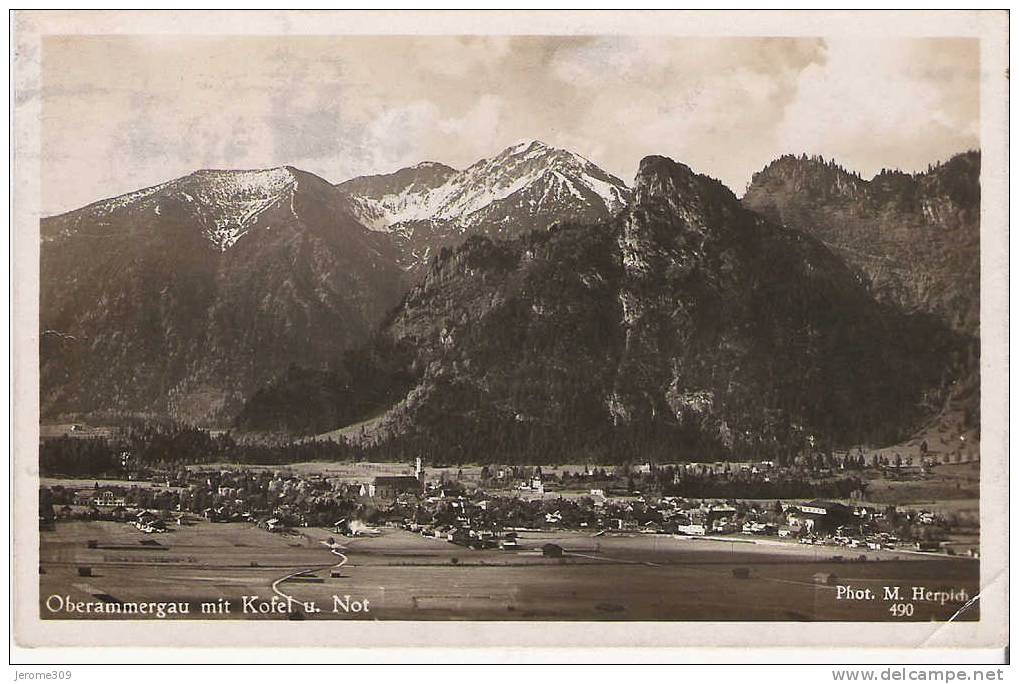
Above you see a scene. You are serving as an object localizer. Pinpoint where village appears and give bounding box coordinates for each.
[39,455,973,557]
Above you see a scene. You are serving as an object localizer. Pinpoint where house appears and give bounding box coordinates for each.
[799,500,850,517]
[794,500,853,532]
[371,476,422,499]
[675,523,707,536]
[706,504,737,525]
[712,520,736,534]
[542,543,564,558]
[799,501,828,516]
[92,490,126,508]
[813,572,837,586]
[447,528,470,546]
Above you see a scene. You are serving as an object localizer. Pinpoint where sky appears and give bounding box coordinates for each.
[40,35,980,215]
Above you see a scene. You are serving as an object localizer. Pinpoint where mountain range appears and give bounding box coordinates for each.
[41,141,979,463]
[337,140,631,277]
[237,155,974,464]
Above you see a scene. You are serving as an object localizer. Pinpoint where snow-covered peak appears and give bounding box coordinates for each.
[341,141,631,233]
[184,167,294,206]
[412,161,450,170]
[501,139,550,157]
[47,166,299,251]
[188,166,295,193]
[490,141,629,211]
[178,168,297,250]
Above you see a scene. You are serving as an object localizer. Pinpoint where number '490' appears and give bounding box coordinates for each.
[889,603,915,617]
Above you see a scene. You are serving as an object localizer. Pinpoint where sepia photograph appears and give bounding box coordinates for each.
[9,9,1009,659]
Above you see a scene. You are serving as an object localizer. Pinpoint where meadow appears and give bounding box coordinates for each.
[39,521,979,622]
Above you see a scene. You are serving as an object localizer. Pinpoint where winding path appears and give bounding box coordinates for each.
[270,542,348,604]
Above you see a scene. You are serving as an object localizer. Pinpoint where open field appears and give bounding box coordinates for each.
[39,521,337,620]
[40,521,978,621]
[39,423,123,439]
[41,477,185,493]
[860,462,980,504]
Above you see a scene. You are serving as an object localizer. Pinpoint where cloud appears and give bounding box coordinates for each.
[775,38,980,178]
[364,100,443,169]
[436,94,504,150]
[544,37,829,189]
[39,35,979,214]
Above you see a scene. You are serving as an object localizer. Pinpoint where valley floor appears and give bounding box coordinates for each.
[39,521,978,622]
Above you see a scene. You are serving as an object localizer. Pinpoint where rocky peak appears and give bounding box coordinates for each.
[632,155,741,233]
[747,154,867,203]
[498,139,550,157]
[743,150,980,335]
